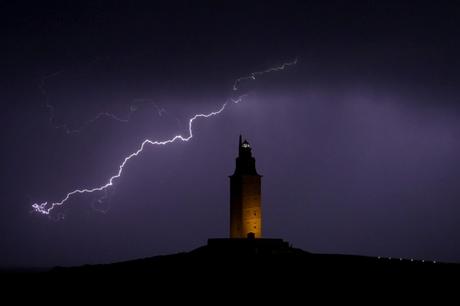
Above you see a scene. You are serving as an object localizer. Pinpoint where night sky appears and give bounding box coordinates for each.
[2,1,460,267]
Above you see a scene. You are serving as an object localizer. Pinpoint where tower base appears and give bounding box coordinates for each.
[206,238,290,256]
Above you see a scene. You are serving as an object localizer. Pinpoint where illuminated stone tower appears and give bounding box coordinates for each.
[230,135,262,238]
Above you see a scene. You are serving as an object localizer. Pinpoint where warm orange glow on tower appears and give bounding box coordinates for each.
[230,135,262,238]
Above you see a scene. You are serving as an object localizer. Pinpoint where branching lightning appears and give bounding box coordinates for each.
[39,72,169,135]
[32,59,297,215]
[233,58,298,91]
[53,100,173,135]
[39,62,171,135]
[39,70,132,134]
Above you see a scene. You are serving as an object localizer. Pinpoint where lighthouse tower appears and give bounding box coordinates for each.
[230,135,262,238]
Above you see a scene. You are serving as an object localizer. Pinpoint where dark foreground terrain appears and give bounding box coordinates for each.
[2,239,460,283]
[46,238,459,278]
[2,238,459,295]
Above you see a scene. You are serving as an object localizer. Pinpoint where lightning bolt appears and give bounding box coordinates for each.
[233,58,298,91]
[32,97,243,215]
[32,59,297,215]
